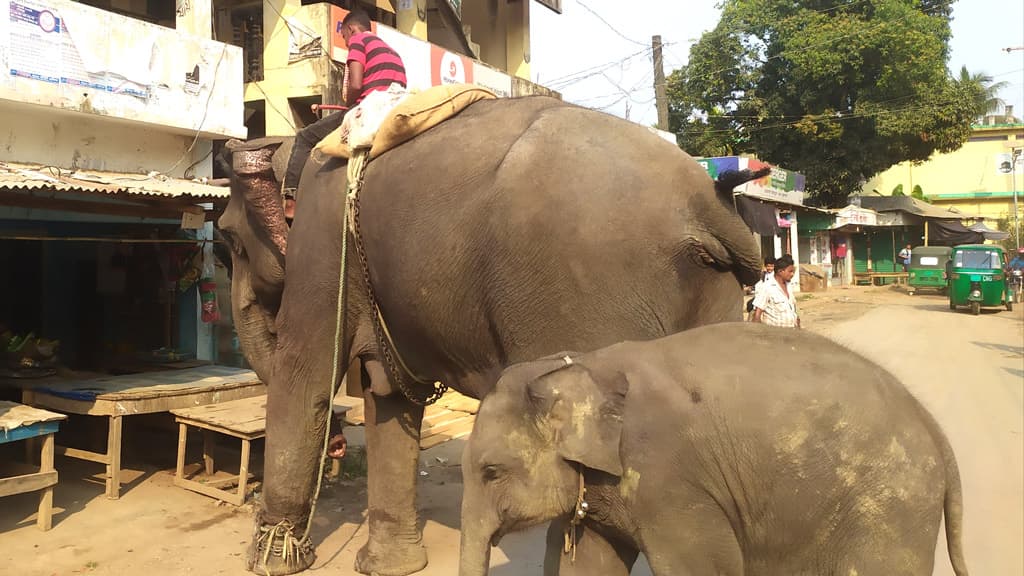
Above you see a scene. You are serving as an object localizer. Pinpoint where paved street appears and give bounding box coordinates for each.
[1,286,1021,575]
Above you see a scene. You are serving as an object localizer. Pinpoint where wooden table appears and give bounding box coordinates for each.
[0,401,67,530]
[171,395,267,506]
[16,366,265,500]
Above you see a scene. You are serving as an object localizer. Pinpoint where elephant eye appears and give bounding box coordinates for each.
[481,464,503,483]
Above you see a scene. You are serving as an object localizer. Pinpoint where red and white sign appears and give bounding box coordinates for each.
[431,46,473,86]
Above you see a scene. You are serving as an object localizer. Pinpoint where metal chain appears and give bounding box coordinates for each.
[348,160,447,406]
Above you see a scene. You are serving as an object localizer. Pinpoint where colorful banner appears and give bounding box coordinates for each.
[696,156,739,181]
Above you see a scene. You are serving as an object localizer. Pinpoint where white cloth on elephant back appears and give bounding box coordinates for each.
[342,83,411,150]
[752,277,799,328]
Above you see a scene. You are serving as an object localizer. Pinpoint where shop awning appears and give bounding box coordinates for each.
[855,195,963,220]
[0,162,230,200]
[735,195,781,236]
[967,221,1011,241]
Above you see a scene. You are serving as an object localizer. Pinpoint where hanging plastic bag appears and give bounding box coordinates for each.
[199,242,220,323]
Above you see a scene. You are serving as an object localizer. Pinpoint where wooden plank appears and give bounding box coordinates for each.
[106,415,122,500]
[174,418,266,441]
[419,421,475,450]
[0,470,58,498]
[170,395,268,435]
[26,366,260,403]
[421,414,475,438]
[28,382,266,417]
[38,434,55,531]
[0,421,60,444]
[0,400,67,432]
[57,445,109,464]
[174,475,246,506]
[176,423,188,482]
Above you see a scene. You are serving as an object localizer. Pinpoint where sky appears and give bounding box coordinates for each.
[530,0,1024,128]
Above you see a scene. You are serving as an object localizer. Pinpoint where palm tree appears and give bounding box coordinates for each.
[957,66,1009,120]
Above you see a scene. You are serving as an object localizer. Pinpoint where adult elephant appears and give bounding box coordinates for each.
[217,95,764,576]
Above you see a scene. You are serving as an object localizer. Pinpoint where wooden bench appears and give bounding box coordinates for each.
[0,401,67,530]
[171,395,352,505]
[854,272,909,286]
[171,395,267,506]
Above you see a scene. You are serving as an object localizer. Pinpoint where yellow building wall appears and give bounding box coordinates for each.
[862,125,1024,222]
[243,1,332,136]
[459,0,531,80]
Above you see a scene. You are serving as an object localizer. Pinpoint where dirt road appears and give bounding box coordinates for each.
[1,286,1020,575]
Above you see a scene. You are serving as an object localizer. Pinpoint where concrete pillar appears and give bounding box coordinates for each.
[505,0,531,79]
[397,0,428,41]
[176,0,213,39]
[790,211,801,292]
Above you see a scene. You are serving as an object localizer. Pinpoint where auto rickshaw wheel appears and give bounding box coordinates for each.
[1007,299,1013,312]
[949,300,956,310]
[971,301,981,315]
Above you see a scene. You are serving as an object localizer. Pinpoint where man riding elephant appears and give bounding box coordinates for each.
[218,95,768,576]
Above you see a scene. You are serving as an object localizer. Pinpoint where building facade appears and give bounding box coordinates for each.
[0,0,246,371]
[223,0,559,138]
[863,120,1024,225]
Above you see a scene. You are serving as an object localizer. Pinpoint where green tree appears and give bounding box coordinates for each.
[668,0,987,207]
[892,184,905,196]
[955,65,1009,120]
[911,184,931,203]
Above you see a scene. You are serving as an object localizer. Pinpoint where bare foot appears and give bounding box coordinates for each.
[327,433,347,459]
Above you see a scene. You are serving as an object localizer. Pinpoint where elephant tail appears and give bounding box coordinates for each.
[940,434,970,576]
[921,405,970,575]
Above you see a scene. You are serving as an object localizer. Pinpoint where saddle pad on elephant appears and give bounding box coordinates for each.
[314,84,410,160]
[369,84,497,157]
[315,84,497,160]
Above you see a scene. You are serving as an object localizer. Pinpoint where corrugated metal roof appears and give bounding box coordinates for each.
[0,162,230,200]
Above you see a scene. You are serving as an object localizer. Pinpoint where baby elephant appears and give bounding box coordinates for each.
[459,322,969,576]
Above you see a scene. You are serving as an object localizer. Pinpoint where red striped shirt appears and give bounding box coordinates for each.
[347,32,407,103]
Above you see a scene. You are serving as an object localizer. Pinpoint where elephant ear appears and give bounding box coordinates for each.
[526,364,629,477]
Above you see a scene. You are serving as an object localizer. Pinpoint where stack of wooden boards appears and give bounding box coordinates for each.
[338,390,480,450]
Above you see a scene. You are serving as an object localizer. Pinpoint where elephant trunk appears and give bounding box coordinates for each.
[230,262,277,383]
[459,526,494,576]
[460,489,500,576]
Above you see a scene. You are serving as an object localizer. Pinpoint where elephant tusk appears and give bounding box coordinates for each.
[563,464,589,563]
[562,355,573,366]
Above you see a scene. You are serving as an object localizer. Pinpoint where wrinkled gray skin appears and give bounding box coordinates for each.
[460,322,970,576]
[217,96,764,576]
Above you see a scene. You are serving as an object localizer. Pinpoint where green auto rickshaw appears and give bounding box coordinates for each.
[948,244,1013,315]
[907,245,952,296]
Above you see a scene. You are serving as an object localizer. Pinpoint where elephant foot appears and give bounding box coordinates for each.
[354,537,427,576]
[245,516,316,575]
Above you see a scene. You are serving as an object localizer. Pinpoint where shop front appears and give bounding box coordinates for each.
[0,166,243,378]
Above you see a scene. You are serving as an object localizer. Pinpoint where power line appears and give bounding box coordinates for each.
[574,0,648,47]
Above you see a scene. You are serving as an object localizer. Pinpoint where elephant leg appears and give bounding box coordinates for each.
[354,359,428,576]
[245,351,332,575]
[544,519,638,576]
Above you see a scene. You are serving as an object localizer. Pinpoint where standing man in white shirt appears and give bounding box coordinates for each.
[752,254,800,328]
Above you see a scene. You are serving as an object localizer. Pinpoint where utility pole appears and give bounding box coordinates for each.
[652,35,669,131]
